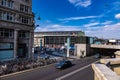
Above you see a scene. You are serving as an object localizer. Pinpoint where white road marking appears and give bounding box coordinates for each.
[55,60,99,80]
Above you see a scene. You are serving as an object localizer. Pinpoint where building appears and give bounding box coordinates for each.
[0,0,34,60]
[108,39,120,45]
[34,31,85,47]
[44,36,90,48]
[34,31,96,57]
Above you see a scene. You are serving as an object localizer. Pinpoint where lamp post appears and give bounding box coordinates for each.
[33,13,40,60]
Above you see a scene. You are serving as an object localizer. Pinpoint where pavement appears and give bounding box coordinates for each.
[35,51,80,61]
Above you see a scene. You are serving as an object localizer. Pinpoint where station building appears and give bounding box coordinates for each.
[0,0,34,60]
[34,31,95,57]
[34,31,86,47]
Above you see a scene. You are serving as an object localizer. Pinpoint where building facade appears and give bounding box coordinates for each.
[44,36,90,48]
[0,0,34,60]
[34,31,85,47]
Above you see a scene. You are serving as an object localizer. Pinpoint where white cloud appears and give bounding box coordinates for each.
[68,0,91,7]
[59,15,101,21]
[85,23,120,39]
[104,23,120,31]
[84,22,99,27]
[35,24,82,32]
[101,21,113,25]
[84,21,112,29]
[115,13,120,19]
[35,21,120,39]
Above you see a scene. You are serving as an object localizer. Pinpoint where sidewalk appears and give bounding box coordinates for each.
[52,51,66,57]
[69,56,80,59]
[52,51,81,60]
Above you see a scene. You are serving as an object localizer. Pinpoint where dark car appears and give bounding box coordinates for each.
[55,60,72,69]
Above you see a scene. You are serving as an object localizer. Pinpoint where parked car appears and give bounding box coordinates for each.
[55,60,72,69]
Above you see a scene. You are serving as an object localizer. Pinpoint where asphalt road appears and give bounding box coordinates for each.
[0,57,98,80]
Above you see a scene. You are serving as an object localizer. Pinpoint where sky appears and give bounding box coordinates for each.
[32,0,120,39]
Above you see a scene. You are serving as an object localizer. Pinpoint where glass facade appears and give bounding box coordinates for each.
[44,36,90,46]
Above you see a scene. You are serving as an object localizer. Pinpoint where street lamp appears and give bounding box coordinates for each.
[32,13,41,60]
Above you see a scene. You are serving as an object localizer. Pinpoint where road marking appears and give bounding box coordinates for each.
[55,60,99,80]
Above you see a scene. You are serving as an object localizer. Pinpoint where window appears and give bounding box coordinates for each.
[1,0,7,6]
[20,4,24,12]
[1,11,15,21]
[25,0,29,2]
[19,15,31,24]
[0,11,2,20]
[0,43,13,49]
[23,0,30,3]
[25,6,29,12]
[20,4,29,13]
[2,11,7,20]
[18,31,29,38]
[1,0,14,8]
[8,0,14,8]
[0,28,14,38]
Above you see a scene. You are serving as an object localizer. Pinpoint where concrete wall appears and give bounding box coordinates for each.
[92,63,120,80]
[114,51,120,58]
[92,58,120,80]
[100,58,120,76]
[74,44,90,57]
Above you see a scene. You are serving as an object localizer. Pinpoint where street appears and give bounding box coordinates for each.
[0,57,98,80]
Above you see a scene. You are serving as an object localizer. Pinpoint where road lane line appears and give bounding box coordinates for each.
[55,60,99,80]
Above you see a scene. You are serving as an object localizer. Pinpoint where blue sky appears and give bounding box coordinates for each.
[32,0,120,39]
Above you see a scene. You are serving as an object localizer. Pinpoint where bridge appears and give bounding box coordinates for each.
[91,44,120,49]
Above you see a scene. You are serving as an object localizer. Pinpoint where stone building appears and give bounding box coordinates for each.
[0,0,34,60]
